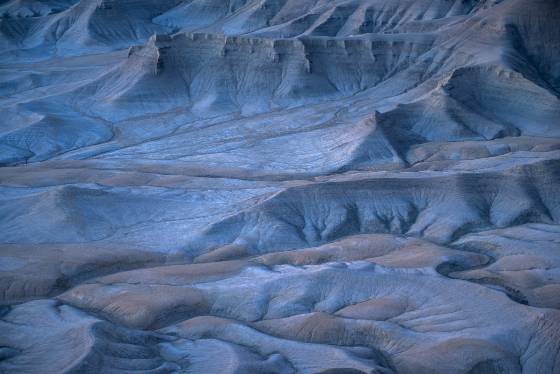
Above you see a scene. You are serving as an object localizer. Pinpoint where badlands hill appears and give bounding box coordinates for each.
[0,0,559,373]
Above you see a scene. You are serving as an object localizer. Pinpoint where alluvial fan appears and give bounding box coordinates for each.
[1,0,559,373]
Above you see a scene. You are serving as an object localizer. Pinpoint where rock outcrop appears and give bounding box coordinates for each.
[1,0,559,373]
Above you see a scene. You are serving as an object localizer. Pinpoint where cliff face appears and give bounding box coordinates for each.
[1,1,560,373]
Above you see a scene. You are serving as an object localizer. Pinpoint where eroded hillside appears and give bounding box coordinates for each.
[1,0,559,373]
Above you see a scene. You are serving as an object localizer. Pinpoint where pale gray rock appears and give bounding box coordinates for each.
[451,224,560,308]
[0,0,559,373]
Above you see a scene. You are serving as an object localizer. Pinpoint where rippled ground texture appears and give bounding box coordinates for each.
[1,0,560,373]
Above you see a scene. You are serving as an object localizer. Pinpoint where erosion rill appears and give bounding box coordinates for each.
[1,1,559,373]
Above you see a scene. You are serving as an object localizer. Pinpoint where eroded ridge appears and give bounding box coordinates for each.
[1,0,559,373]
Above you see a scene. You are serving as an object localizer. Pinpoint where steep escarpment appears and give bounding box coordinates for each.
[69,32,433,120]
[186,156,560,256]
[1,0,559,373]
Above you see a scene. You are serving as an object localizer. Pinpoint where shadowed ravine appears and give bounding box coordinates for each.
[1,0,560,373]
